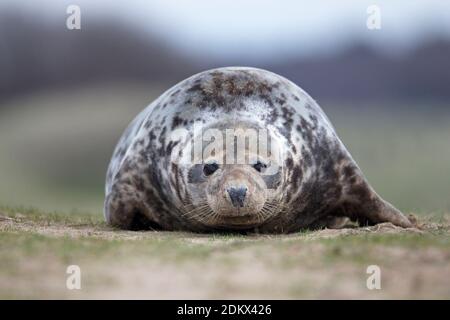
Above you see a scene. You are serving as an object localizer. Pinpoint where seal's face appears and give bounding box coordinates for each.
[186,158,282,229]
[181,120,285,229]
[205,161,267,226]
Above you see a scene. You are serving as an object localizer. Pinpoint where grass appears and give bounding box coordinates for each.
[1,206,449,299]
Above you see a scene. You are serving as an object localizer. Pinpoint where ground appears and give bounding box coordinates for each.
[1,207,449,299]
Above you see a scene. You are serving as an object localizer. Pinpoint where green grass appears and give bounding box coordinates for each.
[0,205,104,225]
[1,206,449,299]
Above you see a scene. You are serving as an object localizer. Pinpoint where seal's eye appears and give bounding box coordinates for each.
[203,163,219,176]
[252,161,267,173]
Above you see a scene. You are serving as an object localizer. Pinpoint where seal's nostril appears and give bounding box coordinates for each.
[227,187,247,208]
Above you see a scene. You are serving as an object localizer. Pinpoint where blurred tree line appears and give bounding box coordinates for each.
[1,11,449,105]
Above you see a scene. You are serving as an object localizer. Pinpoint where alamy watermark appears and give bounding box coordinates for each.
[170,124,284,175]
[66,5,81,30]
[66,265,81,290]
[366,5,381,30]
[366,265,381,290]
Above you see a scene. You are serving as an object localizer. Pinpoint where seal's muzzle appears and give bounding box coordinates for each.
[227,186,247,208]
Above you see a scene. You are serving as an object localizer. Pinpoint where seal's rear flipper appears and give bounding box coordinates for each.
[356,196,412,228]
[339,184,413,228]
[332,161,412,228]
[375,198,412,227]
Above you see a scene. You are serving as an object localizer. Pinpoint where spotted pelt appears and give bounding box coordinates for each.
[105,67,412,233]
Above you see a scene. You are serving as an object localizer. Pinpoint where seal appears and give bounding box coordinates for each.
[104,67,413,233]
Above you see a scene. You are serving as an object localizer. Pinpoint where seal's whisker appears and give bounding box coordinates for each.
[264,201,287,214]
[182,200,208,209]
[260,205,276,219]
[182,203,208,212]
[182,204,208,215]
[182,199,208,208]
[182,205,211,219]
[255,210,265,223]
[265,201,285,209]
[190,207,212,218]
[260,208,273,217]
[185,206,214,221]
[203,214,216,224]
[211,212,221,224]
[259,209,270,218]
[184,206,208,216]
[187,212,210,222]
[195,209,215,223]
[262,207,277,214]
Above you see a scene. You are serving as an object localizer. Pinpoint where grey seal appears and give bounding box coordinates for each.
[104,67,412,233]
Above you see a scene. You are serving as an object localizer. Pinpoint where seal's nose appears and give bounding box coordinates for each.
[227,187,247,208]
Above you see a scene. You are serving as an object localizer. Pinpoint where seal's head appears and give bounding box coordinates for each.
[179,124,284,230]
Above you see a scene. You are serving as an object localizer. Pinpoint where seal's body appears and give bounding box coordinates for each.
[105,67,412,233]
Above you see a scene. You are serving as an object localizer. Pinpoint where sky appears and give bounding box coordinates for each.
[2,0,450,60]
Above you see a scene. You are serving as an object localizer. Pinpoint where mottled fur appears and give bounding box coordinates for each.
[105,67,412,233]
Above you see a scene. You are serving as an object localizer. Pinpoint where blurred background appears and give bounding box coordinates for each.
[0,0,449,215]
